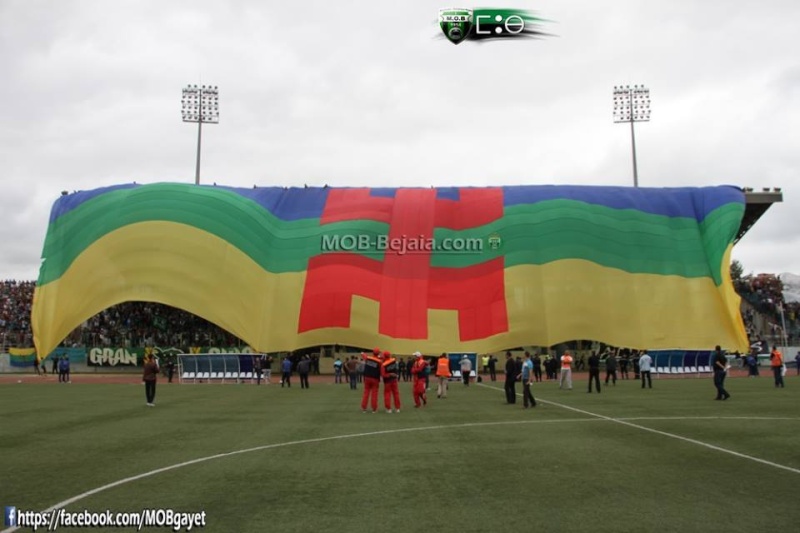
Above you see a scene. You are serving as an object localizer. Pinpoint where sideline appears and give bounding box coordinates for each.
[478,382,800,476]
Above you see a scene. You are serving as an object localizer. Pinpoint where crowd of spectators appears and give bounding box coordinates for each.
[2,275,798,352]
[0,280,34,348]
[734,273,799,345]
[79,302,245,348]
[1,280,245,351]
[0,280,36,346]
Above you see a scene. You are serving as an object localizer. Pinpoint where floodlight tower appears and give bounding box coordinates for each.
[613,84,650,187]
[181,85,219,185]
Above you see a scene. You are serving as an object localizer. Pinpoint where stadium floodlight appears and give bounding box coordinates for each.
[613,84,650,188]
[181,84,219,185]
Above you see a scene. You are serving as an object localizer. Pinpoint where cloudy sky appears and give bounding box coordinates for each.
[1,0,798,281]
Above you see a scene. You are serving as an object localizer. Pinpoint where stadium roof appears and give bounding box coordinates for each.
[735,188,783,244]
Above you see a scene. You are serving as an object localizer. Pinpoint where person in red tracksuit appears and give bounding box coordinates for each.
[361,348,383,413]
[381,351,401,413]
[411,351,429,408]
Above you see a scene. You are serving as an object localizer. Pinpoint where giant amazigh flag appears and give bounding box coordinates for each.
[32,183,748,356]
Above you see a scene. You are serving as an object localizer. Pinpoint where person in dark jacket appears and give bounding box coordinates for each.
[532,352,543,382]
[488,354,498,381]
[604,351,618,386]
[58,356,70,383]
[142,355,159,406]
[166,359,175,383]
[504,352,516,404]
[712,345,731,400]
[254,355,263,385]
[297,355,311,389]
[281,356,292,388]
[587,351,601,393]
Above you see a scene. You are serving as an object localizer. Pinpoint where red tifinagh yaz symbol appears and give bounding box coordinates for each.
[298,188,507,340]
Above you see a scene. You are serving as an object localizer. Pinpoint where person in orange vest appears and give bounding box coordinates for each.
[411,352,429,408]
[381,350,401,413]
[769,345,785,388]
[361,348,383,413]
[559,351,574,390]
[435,352,452,399]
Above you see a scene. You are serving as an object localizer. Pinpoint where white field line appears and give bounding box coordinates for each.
[3,399,799,533]
[0,418,597,533]
[477,382,800,476]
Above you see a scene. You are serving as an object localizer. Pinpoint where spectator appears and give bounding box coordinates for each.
[746,351,759,377]
[58,355,70,383]
[254,355,263,385]
[488,354,498,382]
[297,355,311,389]
[460,355,472,386]
[345,356,359,390]
[333,356,343,384]
[142,354,159,406]
[587,351,601,393]
[769,346,785,388]
[166,359,175,383]
[520,352,537,409]
[410,352,428,408]
[281,356,292,388]
[263,354,273,384]
[532,352,542,383]
[604,350,618,386]
[435,353,451,399]
[619,351,630,380]
[504,352,516,404]
[712,345,731,401]
[559,351,574,390]
[380,351,401,413]
[639,351,653,389]
[361,349,382,413]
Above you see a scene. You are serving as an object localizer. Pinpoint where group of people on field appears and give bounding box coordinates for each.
[501,349,662,404]
[712,344,789,400]
[357,349,472,413]
[360,348,432,413]
[31,355,72,382]
[134,344,793,411]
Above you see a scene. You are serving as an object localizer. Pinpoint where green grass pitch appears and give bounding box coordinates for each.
[1,374,798,532]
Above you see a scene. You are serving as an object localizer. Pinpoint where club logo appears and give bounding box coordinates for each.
[439,8,474,44]
[437,7,551,44]
[487,233,502,250]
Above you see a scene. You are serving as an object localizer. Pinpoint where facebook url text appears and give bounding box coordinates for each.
[4,506,206,532]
